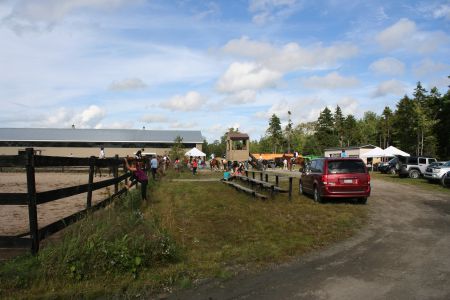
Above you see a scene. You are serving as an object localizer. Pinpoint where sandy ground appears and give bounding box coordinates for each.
[0,172,113,236]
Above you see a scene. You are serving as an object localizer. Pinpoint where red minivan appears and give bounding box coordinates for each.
[299,158,371,204]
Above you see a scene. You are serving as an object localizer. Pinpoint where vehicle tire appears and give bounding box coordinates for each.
[389,167,396,175]
[313,186,323,203]
[358,197,368,205]
[409,169,420,179]
[299,180,305,195]
[441,175,449,188]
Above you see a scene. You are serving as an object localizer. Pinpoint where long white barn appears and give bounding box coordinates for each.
[0,128,203,157]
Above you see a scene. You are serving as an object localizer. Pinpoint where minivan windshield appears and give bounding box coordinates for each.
[328,160,366,174]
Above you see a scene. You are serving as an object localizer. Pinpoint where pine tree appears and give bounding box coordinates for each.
[266,114,283,153]
[392,95,418,155]
[380,106,393,148]
[334,105,345,147]
[315,107,338,152]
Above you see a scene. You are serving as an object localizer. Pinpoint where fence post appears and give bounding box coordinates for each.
[265,173,268,182]
[260,172,263,181]
[26,148,39,254]
[252,171,255,179]
[288,177,293,201]
[87,156,95,209]
[114,155,119,194]
[275,175,279,187]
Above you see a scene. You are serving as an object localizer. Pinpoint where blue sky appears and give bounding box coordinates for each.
[0,0,449,142]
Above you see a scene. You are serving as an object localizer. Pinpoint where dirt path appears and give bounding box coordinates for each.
[0,172,111,236]
[168,179,450,300]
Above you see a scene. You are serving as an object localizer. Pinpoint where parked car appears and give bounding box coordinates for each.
[378,157,399,174]
[299,158,371,204]
[398,156,437,179]
[442,171,450,188]
[424,161,450,182]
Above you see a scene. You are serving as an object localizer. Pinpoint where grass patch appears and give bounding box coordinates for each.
[0,169,367,299]
[371,172,450,195]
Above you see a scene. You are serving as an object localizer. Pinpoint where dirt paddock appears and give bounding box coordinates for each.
[0,172,114,236]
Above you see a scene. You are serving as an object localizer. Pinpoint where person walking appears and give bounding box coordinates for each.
[192,157,198,175]
[150,155,158,180]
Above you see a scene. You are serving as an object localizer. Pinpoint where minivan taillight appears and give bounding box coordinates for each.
[368,173,371,184]
[322,174,328,185]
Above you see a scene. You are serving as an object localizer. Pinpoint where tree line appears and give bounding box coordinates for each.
[203,80,450,160]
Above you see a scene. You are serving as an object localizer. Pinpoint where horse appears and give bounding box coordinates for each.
[209,158,221,171]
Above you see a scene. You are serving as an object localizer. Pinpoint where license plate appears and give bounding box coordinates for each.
[344,179,353,184]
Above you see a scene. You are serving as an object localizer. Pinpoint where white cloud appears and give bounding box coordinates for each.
[412,59,447,77]
[95,121,133,129]
[2,0,129,33]
[222,37,358,72]
[375,18,449,53]
[109,78,147,91]
[37,105,106,128]
[369,57,405,76]
[249,0,299,25]
[216,62,282,93]
[372,79,406,98]
[224,90,258,104]
[140,115,170,123]
[338,97,359,116]
[160,91,206,111]
[76,105,106,127]
[222,36,276,60]
[433,4,450,20]
[376,18,416,51]
[301,72,359,89]
[169,121,198,129]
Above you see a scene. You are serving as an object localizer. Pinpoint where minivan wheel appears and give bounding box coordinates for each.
[313,186,322,203]
[409,169,420,179]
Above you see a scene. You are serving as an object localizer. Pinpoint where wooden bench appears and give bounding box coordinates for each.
[236,176,289,197]
[222,180,268,200]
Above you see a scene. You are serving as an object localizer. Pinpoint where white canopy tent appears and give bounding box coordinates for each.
[384,146,410,157]
[360,147,387,158]
[185,147,206,157]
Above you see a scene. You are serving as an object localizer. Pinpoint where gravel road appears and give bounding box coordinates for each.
[167,179,450,300]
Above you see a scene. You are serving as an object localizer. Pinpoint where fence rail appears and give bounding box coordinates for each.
[0,148,139,255]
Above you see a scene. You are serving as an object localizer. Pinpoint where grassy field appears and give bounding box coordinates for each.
[0,168,367,299]
[370,171,450,195]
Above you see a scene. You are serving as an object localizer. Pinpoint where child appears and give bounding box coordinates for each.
[124,158,148,201]
[223,168,231,181]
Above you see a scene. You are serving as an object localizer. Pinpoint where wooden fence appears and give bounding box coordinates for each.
[0,148,136,254]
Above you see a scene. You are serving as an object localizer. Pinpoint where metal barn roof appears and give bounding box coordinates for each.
[0,128,203,143]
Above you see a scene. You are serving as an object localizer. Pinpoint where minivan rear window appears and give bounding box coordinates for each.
[328,160,366,174]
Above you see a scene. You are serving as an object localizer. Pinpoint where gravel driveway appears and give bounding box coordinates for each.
[168,179,450,300]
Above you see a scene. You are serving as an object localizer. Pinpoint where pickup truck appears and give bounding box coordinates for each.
[424,161,450,183]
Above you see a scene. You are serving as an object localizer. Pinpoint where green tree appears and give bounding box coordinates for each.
[169,136,185,161]
[359,111,380,145]
[392,95,418,155]
[315,107,338,152]
[334,105,345,147]
[343,114,360,147]
[436,88,450,159]
[380,106,393,148]
[266,114,283,153]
